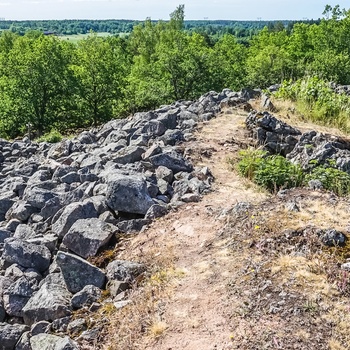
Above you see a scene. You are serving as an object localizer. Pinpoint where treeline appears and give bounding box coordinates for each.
[0,18,316,39]
[0,5,349,139]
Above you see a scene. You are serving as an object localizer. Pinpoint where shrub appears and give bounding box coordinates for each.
[237,149,304,192]
[305,166,350,196]
[275,77,350,132]
[36,129,63,143]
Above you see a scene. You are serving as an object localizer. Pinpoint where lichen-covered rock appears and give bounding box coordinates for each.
[71,285,102,309]
[62,218,116,258]
[56,251,106,293]
[106,260,145,283]
[106,175,154,215]
[30,334,78,350]
[3,239,51,272]
[0,323,29,350]
[22,277,72,325]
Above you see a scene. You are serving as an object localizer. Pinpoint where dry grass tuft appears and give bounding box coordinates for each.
[147,320,168,339]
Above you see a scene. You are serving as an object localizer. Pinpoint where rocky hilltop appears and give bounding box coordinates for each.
[2,87,350,349]
[0,88,254,349]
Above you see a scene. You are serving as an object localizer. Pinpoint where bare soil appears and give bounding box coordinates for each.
[95,105,350,350]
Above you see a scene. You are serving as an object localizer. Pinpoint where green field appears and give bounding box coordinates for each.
[58,32,111,43]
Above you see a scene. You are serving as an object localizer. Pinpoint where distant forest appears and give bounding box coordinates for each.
[0,18,319,42]
[0,4,348,140]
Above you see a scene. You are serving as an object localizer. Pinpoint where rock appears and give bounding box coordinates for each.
[106,260,145,283]
[51,317,71,333]
[22,278,71,325]
[144,204,168,220]
[9,202,36,222]
[22,187,57,210]
[181,193,200,203]
[287,131,350,173]
[155,166,173,183]
[71,285,102,309]
[159,129,185,146]
[0,323,29,350]
[261,94,276,112]
[106,175,154,215]
[0,229,12,243]
[52,202,98,238]
[318,229,346,247]
[3,239,51,272]
[0,300,5,322]
[108,281,130,297]
[13,225,35,240]
[150,152,193,174]
[113,146,145,164]
[63,218,116,258]
[3,275,40,317]
[56,251,106,293]
[308,179,323,190]
[0,192,15,221]
[117,219,150,233]
[14,331,31,350]
[30,334,78,350]
[67,318,87,337]
[30,321,51,336]
[246,111,301,156]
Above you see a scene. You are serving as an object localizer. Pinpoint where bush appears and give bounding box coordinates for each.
[237,149,304,192]
[305,166,350,196]
[275,77,350,132]
[36,129,63,143]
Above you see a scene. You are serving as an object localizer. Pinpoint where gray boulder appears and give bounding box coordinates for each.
[246,111,301,156]
[14,331,31,350]
[22,279,72,325]
[9,202,36,222]
[71,285,102,309]
[52,201,98,238]
[106,175,154,215]
[3,275,39,317]
[0,192,15,221]
[117,219,150,233]
[0,323,29,350]
[113,146,145,164]
[22,187,57,210]
[55,251,106,293]
[30,334,78,350]
[150,152,193,174]
[3,239,51,272]
[62,218,116,258]
[106,260,145,283]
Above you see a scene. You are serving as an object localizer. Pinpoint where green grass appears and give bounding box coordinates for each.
[58,32,112,43]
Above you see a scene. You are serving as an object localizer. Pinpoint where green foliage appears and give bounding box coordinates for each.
[237,149,350,196]
[72,34,128,126]
[3,6,350,139]
[36,129,63,143]
[237,149,304,192]
[275,77,350,132]
[305,166,350,196]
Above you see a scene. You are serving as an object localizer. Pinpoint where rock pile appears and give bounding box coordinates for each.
[246,110,350,174]
[0,88,254,349]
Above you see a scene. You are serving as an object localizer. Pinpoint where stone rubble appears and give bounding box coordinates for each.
[0,88,253,349]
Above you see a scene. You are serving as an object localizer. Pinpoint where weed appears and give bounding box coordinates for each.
[36,129,63,143]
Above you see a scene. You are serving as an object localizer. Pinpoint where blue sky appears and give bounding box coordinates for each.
[0,0,349,20]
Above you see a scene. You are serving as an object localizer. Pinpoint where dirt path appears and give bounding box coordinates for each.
[125,109,267,350]
[103,105,350,350]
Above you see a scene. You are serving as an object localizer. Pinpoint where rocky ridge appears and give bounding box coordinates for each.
[0,88,253,349]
